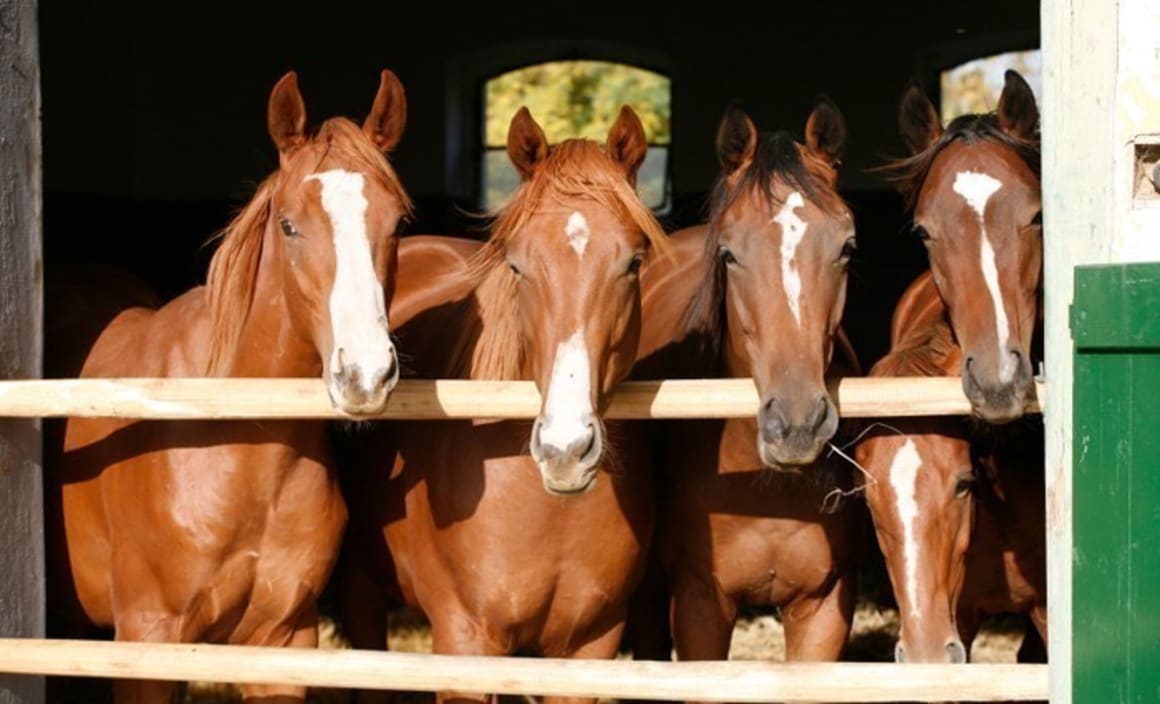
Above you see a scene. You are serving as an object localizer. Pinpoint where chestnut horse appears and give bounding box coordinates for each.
[338,106,665,704]
[45,70,411,703]
[629,101,860,672]
[854,274,1046,664]
[885,70,1041,422]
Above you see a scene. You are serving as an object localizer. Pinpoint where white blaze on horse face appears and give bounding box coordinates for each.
[307,169,395,387]
[539,328,594,452]
[565,211,590,257]
[952,170,1014,383]
[889,439,923,620]
[773,192,808,326]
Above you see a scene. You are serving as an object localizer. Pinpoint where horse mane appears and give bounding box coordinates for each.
[446,138,668,381]
[871,317,959,378]
[204,117,411,376]
[681,131,846,367]
[878,113,1041,209]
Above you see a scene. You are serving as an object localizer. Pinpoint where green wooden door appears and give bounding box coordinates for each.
[1072,262,1160,703]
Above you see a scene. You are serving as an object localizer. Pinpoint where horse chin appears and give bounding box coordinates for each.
[966,383,1030,425]
[326,380,395,419]
[757,438,824,472]
[539,468,599,497]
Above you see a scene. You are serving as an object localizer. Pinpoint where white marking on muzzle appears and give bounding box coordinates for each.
[952,171,1014,383]
[539,329,593,453]
[565,211,590,257]
[773,192,808,327]
[306,169,394,389]
[889,439,923,620]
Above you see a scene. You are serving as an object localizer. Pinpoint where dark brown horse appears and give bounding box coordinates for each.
[885,70,1042,423]
[854,273,1046,664]
[628,100,860,675]
[45,70,411,703]
[338,106,666,704]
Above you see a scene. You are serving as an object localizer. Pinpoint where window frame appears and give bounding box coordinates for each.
[444,40,671,210]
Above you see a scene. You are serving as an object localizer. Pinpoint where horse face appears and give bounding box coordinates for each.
[900,73,1042,423]
[265,71,409,416]
[503,107,655,495]
[856,424,973,663]
[713,103,853,468]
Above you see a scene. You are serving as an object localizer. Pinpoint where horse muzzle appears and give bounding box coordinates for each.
[530,414,603,495]
[326,345,400,417]
[962,347,1033,424]
[756,393,838,469]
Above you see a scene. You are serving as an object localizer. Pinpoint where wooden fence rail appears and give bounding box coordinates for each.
[0,377,1043,419]
[0,639,1049,702]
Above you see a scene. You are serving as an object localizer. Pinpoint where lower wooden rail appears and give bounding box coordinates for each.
[0,377,1044,419]
[0,639,1049,702]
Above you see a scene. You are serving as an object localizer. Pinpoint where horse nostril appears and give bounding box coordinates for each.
[808,395,829,433]
[946,640,967,663]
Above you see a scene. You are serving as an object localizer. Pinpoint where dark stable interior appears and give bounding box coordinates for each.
[39,0,1038,373]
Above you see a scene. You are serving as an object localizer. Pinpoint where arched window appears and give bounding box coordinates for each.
[482,60,671,211]
[940,49,1042,123]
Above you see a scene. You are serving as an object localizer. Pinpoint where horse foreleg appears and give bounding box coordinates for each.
[430,608,503,704]
[541,620,626,704]
[625,555,673,662]
[1018,605,1048,663]
[337,553,395,704]
[237,599,318,703]
[112,610,184,704]
[670,570,736,662]
[781,574,854,662]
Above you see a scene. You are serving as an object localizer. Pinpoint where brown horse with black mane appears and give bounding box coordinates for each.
[883,70,1042,423]
[628,100,861,674]
[45,70,411,703]
[338,106,665,704]
[854,276,1046,664]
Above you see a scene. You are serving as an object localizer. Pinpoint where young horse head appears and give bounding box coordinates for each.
[465,106,666,494]
[887,70,1041,423]
[684,101,853,467]
[854,319,973,663]
[210,70,411,415]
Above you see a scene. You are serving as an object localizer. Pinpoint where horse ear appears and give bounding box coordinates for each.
[364,69,407,153]
[507,107,549,181]
[716,106,758,176]
[268,71,307,158]
[997,70,1039,140]
[606,106,649,184]
[898,80,941,154]
[805,94,847,167]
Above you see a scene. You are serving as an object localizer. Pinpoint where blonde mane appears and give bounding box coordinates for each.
[204,117,411,376]
[449,138,668,381]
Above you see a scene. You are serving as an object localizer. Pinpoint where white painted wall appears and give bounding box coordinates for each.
[1042,0,1160,701]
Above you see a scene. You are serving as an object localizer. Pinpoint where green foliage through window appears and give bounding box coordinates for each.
[483,60,671,210]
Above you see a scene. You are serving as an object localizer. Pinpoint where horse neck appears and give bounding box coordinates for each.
[226,224,321,379]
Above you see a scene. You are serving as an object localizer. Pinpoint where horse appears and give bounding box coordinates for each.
[337,105,667,704]
[853,275,1046,664]
[883,69,1042,423]
[627,100,861,676]
[44,69,411,703]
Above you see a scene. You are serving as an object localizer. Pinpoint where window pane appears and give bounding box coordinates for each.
[484,60,670,147]
[483,146,669,212]
[940,49,1042,123]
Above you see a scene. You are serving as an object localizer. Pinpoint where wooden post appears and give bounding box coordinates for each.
[0,1,44,702]
[1042,0,1160,701]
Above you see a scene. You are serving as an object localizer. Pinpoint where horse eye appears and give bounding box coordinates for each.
[279,217,299,238]
[719,247,738,266]
[954,475,974,498]
[627,253,644,276]
[913,225,931,243]
[839,238,857,260]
